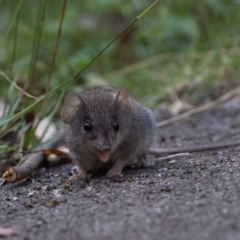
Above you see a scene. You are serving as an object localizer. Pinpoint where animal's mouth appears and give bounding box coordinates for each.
[97,150,111,162]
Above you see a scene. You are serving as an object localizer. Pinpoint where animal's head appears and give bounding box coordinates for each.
[61,88,132,162]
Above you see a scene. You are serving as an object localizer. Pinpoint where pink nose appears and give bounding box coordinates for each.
[101,145,111,152]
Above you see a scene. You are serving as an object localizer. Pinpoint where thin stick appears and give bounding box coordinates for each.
[1,146,71,184]
[156,85,240,127]
[2,152,44,183]
[149,140,240,155]
[155,153,189,161]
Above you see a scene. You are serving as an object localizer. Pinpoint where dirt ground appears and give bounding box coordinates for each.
[1,96,240,240]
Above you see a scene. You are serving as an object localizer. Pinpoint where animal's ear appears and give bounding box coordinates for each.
[61,92,84,125]
[115,88,131,114]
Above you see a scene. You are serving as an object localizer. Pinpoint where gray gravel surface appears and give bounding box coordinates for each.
[1,99,240,240]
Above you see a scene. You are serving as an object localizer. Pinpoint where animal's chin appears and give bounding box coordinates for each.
[97,150,111,162]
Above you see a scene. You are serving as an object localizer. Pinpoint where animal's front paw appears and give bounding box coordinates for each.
[69,171,87,181]
[106,168,122,178]
[106,158,124,178]
[69,163,88,181]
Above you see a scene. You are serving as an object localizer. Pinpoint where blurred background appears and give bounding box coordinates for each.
[1,0,240,105]
[0,0,240,156]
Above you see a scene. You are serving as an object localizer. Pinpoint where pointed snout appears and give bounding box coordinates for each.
[95,137,112,152]
[101,144,111,152]
[97,144,112,163]
[94,138,112,162]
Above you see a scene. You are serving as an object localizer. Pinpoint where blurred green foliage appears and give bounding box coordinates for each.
[0,0,240,107]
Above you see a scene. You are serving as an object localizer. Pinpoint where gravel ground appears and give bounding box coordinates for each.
[1,97,240,240]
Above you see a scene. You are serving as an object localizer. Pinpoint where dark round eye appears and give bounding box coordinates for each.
[112,120,119,132]
[84,121,92,131]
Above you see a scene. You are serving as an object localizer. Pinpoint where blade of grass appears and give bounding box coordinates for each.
[8,5,20,77]
[5,80,25,117]
[23,91,64,148]
[0,0,23,50]
[19,120,31,151]
[41,0,67,116]
[0,122,22,140]
[36,91,65,142]
[28,0,47,88]
[0,71,37,99]
[31,136,62,151]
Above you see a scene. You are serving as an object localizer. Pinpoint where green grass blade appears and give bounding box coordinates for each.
[0,0,23,49]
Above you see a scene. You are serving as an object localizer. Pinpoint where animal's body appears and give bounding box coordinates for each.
[61,87,155,178]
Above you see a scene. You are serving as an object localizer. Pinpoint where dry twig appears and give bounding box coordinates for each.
[2,152,44,183]
[155,153,189,161]
[149,140,240,155]
[156,85,240,127]
[1,147,70,184]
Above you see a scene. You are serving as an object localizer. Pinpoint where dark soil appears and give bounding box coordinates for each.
[1,97,240,240]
